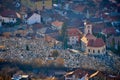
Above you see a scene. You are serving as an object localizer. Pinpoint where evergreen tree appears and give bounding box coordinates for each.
[61,23,68,49]
[112,38,115,49]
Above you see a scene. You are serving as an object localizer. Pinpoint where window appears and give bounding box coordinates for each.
[98,50,100,53]
[88,49,90,52]
[103,48,105,52]
[88,30,90,33]
[88,26,90,28]
[93,50,95,53]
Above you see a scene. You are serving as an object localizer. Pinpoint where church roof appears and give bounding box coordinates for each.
[87,38,105,47]
[85,33,96,40]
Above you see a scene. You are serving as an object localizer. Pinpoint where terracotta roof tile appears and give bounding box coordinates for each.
[0,9,18,18]
[102,27,116,35]
[67,28,82,36]
[85,33,96,40]
[73,5,85,12]
[52,20,63,27]
[87,38,105,47]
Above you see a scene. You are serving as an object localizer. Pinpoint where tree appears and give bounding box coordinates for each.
[112,38,115,49]
[61,23,68,49]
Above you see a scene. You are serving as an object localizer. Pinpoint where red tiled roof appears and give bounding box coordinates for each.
[67,28,82,36]
[102,27,116,35]
[85,33,96,40]
[87,38,105,47]
[74,5,85,12]
[52,20,63,27]
[93,23,105,33]
[0,10,18,18]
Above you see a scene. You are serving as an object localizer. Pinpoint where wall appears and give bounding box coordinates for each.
[68,36,79,45]
[2,17,17,23]
[86,45,106,54]
[27,13,41,25]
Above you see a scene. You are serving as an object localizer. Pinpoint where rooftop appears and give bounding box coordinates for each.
[87,38,105,47]
[0,9,20,18]
[52,20,64,27]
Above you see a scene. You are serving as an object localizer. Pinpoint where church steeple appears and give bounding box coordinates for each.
[84,20,92,35]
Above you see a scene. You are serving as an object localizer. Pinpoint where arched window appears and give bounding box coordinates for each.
[88,49,90,52]
[88,30,90,33]
[98,50,100,53]
[93,50,95,53]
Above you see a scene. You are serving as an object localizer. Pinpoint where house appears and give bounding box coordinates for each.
[0,9,20,23]
[51,20,64,30]
[81,21,106,54]
[37,27,58,36]
[67,28,83,45]
[92,23,105,34]
[102,27,116,37]
[26,13,41,25]
[72,4,86,14]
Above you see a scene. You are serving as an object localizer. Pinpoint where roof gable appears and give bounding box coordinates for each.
[0,9,19,18]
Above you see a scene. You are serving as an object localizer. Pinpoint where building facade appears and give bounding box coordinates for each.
[81,21,106,54]
[26,13,41,25]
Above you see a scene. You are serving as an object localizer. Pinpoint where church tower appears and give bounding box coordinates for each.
[84,21,92,35]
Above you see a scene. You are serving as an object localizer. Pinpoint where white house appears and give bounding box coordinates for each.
[67,28,83,45]
[0,10,20,23]
[26,13,41,25]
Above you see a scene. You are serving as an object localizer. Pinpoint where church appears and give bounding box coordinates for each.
[81,21,106,54]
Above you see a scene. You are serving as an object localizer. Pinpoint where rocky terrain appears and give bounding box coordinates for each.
[0,37,120,74]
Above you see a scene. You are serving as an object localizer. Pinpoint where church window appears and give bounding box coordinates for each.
[88,49,90,52]
[93,50,95,53]
[98,50,100,53]
[88,30,90,33]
